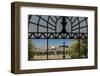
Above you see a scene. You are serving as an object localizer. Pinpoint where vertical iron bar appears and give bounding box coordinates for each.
[28,15,32,29]
[28,15,32,38]
[63,42,65,59]
[70,18,72,38]
[77,18,81,58]
[37,16,41,38]
[55,16,58,38]
[47,16,50,60]
[47,38,48,60]
[85,18,88,58]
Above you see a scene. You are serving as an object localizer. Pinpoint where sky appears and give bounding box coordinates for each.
[32,39,74,48]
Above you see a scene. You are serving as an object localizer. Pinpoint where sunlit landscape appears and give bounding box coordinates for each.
[28,39,87,60]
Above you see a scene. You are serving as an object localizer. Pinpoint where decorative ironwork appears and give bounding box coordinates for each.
[28,15,88,60]
[28,15,88,39]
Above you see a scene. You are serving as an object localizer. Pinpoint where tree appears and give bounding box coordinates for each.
[67,39,88,58]
[28,39,36,60]
[80,39,87,57]
[67,40,79,58]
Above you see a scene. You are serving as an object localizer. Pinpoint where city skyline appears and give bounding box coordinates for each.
[31,39,75,48]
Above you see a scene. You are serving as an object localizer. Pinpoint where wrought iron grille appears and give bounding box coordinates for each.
[28,15,88,60]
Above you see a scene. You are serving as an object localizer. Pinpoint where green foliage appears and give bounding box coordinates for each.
[28,50,34,60]
[67,39,88,58]
[67,40,79,58]
[28,39,33,50]
[80,39,88,57]
[28,39,36,60]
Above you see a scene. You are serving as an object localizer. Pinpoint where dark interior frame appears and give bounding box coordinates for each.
[11,2,98,74]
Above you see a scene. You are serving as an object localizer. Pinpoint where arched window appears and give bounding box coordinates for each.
[28,15,88,60]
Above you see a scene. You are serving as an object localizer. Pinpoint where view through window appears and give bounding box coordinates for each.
[28,15,88,60]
